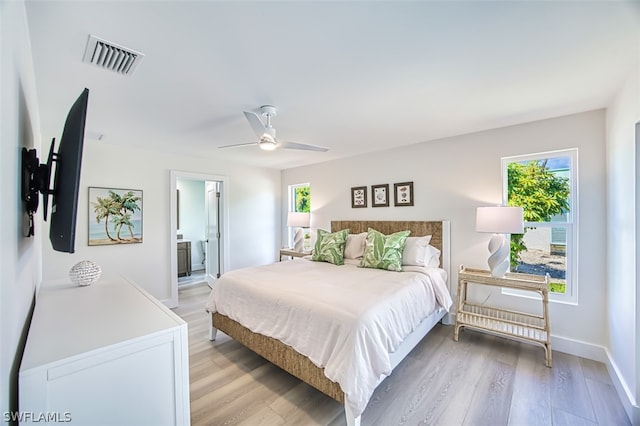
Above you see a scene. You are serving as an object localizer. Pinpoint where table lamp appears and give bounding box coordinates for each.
[476,206,524,277]
[287,212,310,252]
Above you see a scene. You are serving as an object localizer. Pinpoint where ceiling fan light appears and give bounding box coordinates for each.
[259,141,277,151]
[261,133,275,143]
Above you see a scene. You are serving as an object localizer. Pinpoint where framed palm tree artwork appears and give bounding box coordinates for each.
[89,187,143,246]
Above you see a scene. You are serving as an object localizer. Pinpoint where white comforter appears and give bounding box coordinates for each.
[205,258,452,417]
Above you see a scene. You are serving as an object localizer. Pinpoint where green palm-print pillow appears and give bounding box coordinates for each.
[311,229,349,265]
[359,228,410,271]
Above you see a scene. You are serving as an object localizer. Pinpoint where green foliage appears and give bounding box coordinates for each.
[509,235,527,269]
[295,186,311,212]
[507,161,569,222]
[549,282,566,293]
[507,160,570,268]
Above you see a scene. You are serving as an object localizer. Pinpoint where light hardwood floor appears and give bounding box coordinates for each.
[173,283,630,426]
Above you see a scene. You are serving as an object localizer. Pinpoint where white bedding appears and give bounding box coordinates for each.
[205,258,452,417]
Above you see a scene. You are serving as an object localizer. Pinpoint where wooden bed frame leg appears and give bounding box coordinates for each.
[209,322,218,341]
[344,402,361,426]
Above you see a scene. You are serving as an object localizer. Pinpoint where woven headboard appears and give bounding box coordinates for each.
[330,220,451,290]
[330,220,444,252]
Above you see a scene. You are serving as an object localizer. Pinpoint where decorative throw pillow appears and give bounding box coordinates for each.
[311,229,349,265]
[402,235,432,266]
[343,232,367,259]
[359,228,410,271]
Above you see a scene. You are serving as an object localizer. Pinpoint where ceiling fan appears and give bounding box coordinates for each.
[219,105,328,152]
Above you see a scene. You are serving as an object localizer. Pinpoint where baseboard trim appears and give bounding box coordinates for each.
[162,297,178,309]
[552,334,637,424]
[604,347,639,424]
[551,334,607,362]
[441,312,455,326]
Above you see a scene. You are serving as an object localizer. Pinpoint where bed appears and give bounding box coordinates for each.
[205,220,452,426]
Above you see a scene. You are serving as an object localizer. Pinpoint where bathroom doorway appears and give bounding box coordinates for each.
[169,170,229,307]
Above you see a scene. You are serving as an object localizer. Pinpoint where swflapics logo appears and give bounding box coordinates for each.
[3,411,71,422]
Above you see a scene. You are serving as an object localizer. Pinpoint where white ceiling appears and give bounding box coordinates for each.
[25,1,640,170]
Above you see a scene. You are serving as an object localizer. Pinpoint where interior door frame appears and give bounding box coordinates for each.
[205,181,222,285]
[169,170,230,307]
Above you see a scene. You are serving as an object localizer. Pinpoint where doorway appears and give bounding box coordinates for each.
[205,181,222,284]
[169,170,229,308]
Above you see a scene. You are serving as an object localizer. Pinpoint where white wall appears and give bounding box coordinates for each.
[41,142,281,303]
[177,178,206,270]
[283,110,607,353]
[606,68,640,422]
[0,0,42,417]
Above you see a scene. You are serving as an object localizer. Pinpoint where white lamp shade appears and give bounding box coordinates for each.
[476,206,524,234]
[287,212,310,228]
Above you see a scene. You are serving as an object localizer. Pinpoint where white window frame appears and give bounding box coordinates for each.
[288,182,310,247]
[501,149,578,305]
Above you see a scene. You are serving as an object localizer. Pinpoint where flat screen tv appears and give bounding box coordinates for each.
[49,88,89,253]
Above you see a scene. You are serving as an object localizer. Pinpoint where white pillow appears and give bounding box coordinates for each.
[425,244,441,267]
[402,235,432,266]
[344,232,367,259]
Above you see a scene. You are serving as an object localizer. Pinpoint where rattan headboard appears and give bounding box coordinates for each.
[330,220,451,290]
[331,220,451,282]
[330,220,443,252]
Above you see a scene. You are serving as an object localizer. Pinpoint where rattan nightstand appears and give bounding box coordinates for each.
[454,266,552,367]
[279,248,311,261]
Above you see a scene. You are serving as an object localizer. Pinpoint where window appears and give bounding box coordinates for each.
[290,183,310,213]
[502,149,577,304]
[288,183,310,247]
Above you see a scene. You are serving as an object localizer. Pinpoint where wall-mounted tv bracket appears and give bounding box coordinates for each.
[21,139,55,237]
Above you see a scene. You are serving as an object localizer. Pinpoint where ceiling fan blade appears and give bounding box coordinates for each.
[218,142,258,149]
[279,141,329,152]
[243,111,266,137]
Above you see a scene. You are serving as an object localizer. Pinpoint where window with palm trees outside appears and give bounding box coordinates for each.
[289,183,310,247]
[502,149,577,303]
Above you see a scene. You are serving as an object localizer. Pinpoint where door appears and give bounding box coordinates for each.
[205,182,221,286]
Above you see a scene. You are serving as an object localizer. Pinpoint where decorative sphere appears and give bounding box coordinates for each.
[69,260,102,286]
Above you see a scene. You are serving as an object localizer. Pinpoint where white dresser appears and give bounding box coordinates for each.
[19,275,190,425]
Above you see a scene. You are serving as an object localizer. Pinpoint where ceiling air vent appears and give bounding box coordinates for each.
[82,35,144,76]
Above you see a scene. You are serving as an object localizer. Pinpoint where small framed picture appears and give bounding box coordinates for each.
[371,184,389,207]
[394,182,414,207]
[351,186,367,208]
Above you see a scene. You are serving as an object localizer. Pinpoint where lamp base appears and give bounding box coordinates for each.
[487,233,510,278]
[293,228,304,252]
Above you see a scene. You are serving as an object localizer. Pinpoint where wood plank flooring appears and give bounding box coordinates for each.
[173,283,630,426]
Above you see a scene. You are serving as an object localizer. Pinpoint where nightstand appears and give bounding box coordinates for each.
[454,266,552,367]
[279,248,311,261]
